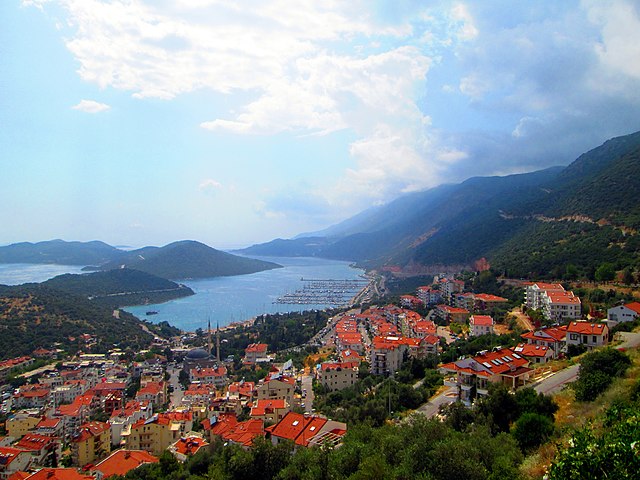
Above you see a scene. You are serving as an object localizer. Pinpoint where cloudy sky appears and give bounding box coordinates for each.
[2,0,640,249]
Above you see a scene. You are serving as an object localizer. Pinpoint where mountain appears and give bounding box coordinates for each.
[241,130,640,278]
[0,284,153,359]
[93,240,282,280]
[0,239,282,281]
[0,239,122,265]
[42,268,195,308]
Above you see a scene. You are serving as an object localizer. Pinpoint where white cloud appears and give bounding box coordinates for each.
[71,99,110,113]
[199,179,223,194]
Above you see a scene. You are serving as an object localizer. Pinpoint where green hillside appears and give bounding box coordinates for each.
[42,268,195,308]
[0,239,122,265]
[96,240,282,280]
[0,284,153,359]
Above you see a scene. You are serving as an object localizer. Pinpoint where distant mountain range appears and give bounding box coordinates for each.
[240,130,640,279]
[0,239,282,280]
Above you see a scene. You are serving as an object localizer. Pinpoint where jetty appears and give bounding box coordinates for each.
[274,278,369,306]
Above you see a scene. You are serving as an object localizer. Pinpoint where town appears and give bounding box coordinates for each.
[0,272,638,480]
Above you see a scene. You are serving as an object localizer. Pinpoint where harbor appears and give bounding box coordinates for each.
[274,277,370,306]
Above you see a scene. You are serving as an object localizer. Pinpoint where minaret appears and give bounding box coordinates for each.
[207,318,212,359]
[216,320,221,364]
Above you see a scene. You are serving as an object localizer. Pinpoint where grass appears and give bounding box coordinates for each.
[520,345,640,479]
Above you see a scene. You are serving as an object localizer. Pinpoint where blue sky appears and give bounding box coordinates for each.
[2,1,640,249]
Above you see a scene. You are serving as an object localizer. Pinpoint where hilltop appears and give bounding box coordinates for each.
[241,130,640,279]
[0,283,153,359]
[91,240,282,280]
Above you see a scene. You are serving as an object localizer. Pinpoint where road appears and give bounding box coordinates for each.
[301,374,314,413]
[413,386,457,418]
[533,331,640,395]
[166,364,184,407]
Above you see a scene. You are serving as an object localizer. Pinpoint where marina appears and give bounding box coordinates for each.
[274,277,370,306]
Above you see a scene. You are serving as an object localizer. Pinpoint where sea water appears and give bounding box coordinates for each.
[0,263,86,285]
[124,256,364,331]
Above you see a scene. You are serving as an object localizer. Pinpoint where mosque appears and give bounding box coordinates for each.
[182,320,222,372]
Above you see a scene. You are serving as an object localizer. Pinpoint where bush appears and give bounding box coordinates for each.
[512,412,555,451]
[573,348,631,401]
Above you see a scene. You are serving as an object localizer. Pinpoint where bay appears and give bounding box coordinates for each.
[0,263,86,285]
[124,256,366,332]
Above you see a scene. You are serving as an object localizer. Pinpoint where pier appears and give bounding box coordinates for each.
[274,278,370,306]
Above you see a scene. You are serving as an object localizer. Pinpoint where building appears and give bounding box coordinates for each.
[524,283,565,310]
[473,293,508,312]
[435,305,470,324]
[416,286,442,306]
[250,399,290,423]
[524,283,581,321]
[370,336,408,376]
[20,469,94,480]
[91,450,158,479]
[6,414,41,439]
[566,322,608,350]
[266,412,347,448]
[511,343,554,364]
[318,362,359,392]
[70,421,111,467]
[135,382,166,408]
[189,366,228,388]
[0,447,33,479]
[469,315,494,337]
[243,344,269,365]
[440,348,532,405]
[203,414,264,449]
[256,375,295,406]
[168,435,208,462]
[182,348,216,373]
[607,302,640,327]
[125,412,193,455]
[521,325,567,359]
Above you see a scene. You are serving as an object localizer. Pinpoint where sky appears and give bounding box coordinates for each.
[2,0,640,250]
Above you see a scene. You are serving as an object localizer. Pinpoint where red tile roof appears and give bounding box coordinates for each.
[172,436,208,456]
[72,421,110,443]
[440,347,531,378]
[512,343,552,358]
[474,293,508,302]
[25,469,94,480]
[566,321,607,335]
[245,343,268,353]
[623,302,640,314]
[470,315,494,326]
[521,325,567,343]
[250,399,288,417]
[91,450,158,478]
[266,412,328,447]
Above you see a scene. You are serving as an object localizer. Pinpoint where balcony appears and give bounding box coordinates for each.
[443,377,458,388]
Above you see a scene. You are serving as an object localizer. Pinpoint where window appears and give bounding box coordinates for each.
[569,333,578,341]
[592,336,597,343]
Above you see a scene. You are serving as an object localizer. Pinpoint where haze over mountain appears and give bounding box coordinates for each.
[0,240,281,281]
[241,131,640,279]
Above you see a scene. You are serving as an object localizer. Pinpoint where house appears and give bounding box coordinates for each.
[400,295,421,309]
[511,343,554,364]
[524,283,581,321]
[189,367,228,388]
[12,388,50,410]
[135,381,166,407]
[435,305,470,324]
[14,434,60,467]
[339,349,361,364]
[203,414,264,449]
[256,375,295,406]
[5,414,41,439]
[18,469,94,480]
[181,384,217,408]
[168,434,208,462]
[473,293,508,312]
[370,336,408,376]
[90,450,158,479]
[125,412,193,455]
[266,412,347,448]
[250,399,289,423]
[453,293,475,311]
[244,344,269,365]
[469,315,494,337]
[70,421,111,467]
[109,401,152,447]
[416,286,442,306]
[410,320,437,338]
[521,325,567,358]
[34,417,63,438]
[566,322,608,350]
[607,302,640,327]
[0,447,33,480]
[440,348,532,405]
[318,362,359,392]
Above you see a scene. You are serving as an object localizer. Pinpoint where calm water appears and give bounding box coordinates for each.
[0,257,365,332]
[124,256,365,331]
[0,263,86,285]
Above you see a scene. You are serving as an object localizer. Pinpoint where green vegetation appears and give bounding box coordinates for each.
[0,239,121,265]
[573,348,631,401]
[0,284,153,359]
[95,240,282,280]
[42,268,194,308]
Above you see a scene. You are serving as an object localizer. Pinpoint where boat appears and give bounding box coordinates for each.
[146,311,159,316]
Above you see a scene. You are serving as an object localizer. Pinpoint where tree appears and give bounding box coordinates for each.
[573,348,631,401]
[594,263,616,282]
[512,412,554,451]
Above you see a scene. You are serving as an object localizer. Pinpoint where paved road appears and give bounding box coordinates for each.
[533,331,640,395]
[413,386,457,418]
[167,365,184,407]
[301,374,314,413]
